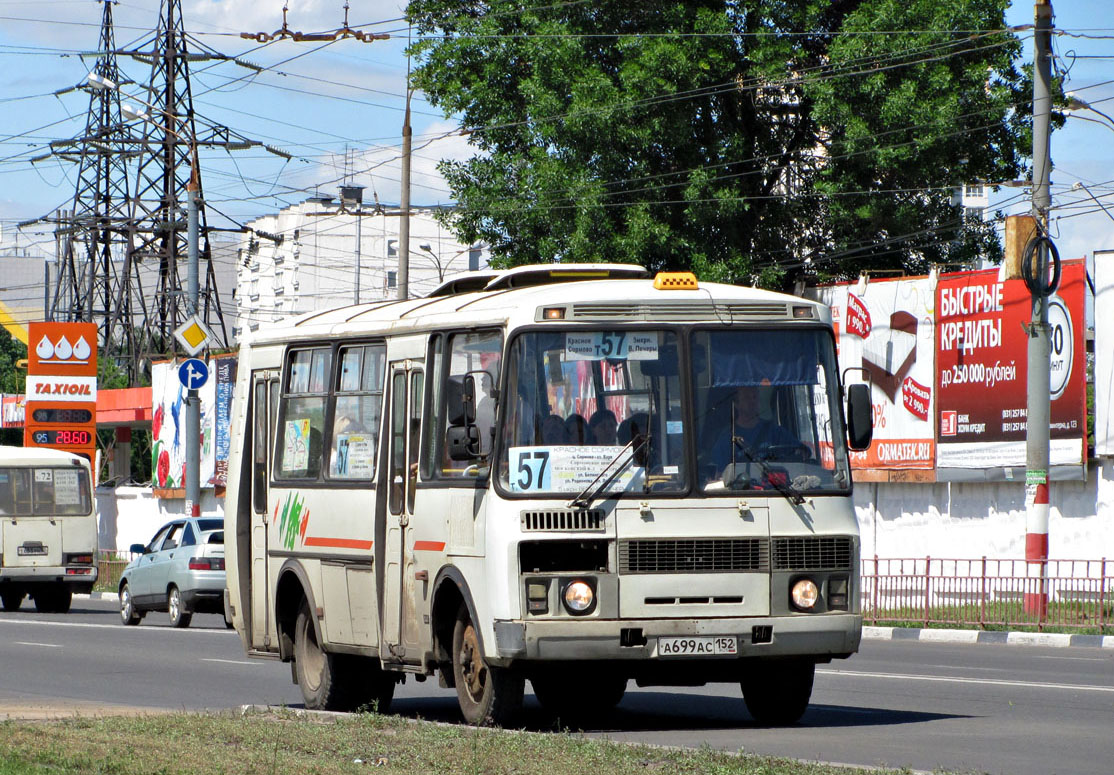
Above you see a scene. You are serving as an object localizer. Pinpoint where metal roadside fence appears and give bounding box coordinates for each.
[861,556,1111,633]
[96,550,137,592]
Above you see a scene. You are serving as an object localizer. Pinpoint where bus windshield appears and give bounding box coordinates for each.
[498,327,850,498]
[500,330,686,495]
[0,466,93,516]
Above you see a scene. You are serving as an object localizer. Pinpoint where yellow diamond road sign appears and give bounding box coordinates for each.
[174,315,213,356]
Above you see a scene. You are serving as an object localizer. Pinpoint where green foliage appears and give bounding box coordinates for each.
[408,0,1030,287]
[0,328,27,447]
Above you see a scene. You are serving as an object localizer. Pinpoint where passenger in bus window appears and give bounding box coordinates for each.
[540,414,567,445]
[564,414,589,445]
[588,409,618,446]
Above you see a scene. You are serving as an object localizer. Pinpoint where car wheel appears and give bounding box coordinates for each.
[168,586,192,628]
[741,659,814,725]
[452,603,523,726]
[119,582,141,625]
[1,589,24,611]
[294,600,351,710]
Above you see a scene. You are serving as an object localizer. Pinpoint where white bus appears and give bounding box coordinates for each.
[0,445,98,613]
[224,265,872,726]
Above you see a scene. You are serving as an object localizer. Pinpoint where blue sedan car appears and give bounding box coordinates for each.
[118,517,227,628]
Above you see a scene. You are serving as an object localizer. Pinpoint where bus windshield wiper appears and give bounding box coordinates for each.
[731,437,805,506]
[567,434,649,509]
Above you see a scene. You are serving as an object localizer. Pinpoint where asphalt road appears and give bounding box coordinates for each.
[1,597,1111,775]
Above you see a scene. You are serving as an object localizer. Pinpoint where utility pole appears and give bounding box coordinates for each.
[398,89,412,300]
[185,160,200,518]
[1024,0,1056,619]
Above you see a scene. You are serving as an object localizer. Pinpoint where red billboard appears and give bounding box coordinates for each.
[935,261,1087,469]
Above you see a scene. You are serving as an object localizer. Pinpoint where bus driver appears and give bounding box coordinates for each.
[709,385,800,477]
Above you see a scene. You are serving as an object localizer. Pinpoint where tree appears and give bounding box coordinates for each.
[0,327,27,447]
[408,0,1029,286]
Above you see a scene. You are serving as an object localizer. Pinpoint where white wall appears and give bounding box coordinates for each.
[95,487,224,555]
[855,460,1113,561]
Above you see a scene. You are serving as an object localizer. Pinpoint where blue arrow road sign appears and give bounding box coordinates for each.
[178,358,209,390]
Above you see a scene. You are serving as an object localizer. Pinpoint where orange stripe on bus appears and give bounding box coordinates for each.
[303,537,373,550]
[413,540,446,552]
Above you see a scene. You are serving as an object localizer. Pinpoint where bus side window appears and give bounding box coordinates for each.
[328,343,385,480]
[276,346,331,480]
[439,331,502,478]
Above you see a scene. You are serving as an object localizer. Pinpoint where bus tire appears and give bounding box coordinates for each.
[119,582,142,625]
[33,585,71,614]
[348,657,396,714]
[451,604,523,726]
[1,589,24,611]
[294,601,350,711]
[741,660,814,725]
[531,672,626,723]
[168,586,192,628]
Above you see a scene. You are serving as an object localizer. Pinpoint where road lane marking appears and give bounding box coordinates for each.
[200,658,258,666]
[0,618,235,635]
[819,668,1114,693]
[13,641,62,648]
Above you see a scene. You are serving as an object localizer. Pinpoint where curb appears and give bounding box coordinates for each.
[863,625,1114,649]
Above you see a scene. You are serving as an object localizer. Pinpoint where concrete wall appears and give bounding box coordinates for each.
[855,460,1113,561]
[95,487,224,555]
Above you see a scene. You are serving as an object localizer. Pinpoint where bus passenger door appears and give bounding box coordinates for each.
[382,361,423,663]
[249,371,279,650]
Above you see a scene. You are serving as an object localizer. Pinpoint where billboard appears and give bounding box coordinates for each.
[817,276,936,471]
[151,360,216,492]
[935,261,1087,470]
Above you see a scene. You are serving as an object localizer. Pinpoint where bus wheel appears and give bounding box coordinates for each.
[451,604,523,726]
[532,672,626,723]
[167,586,192,628]
[33,585,71,614]
[348,657,396,714]
[741,660,814,725]
[294,601,349,711]
[119,583,142,625]
[1,589,23,611]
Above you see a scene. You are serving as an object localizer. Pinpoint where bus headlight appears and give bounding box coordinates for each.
[790,578,819,611]
[562,580,595,615]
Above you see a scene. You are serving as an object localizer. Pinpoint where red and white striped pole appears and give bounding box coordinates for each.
[1023,0,1054,620]
[1024,479,1049,618]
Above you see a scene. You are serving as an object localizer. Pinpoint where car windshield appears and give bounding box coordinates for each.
[197,518,223,532]
[497,327,850,498]
[499,330,686,496]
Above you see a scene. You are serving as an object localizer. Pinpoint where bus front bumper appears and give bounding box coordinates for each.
[493,613,861,664]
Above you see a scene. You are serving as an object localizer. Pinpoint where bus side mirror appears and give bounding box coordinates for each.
[846,383,873,451]
[462,375,478,425]
[447,376,477,426]
[447,425,479,461]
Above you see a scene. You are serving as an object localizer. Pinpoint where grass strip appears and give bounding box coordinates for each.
[0,708,919,775]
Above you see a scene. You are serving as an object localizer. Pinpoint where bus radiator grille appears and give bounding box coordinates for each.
[521,509,605,532]
[618,538,769,574]
[771,536,854,571]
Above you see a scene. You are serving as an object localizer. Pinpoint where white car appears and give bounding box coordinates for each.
[118,517,227,628]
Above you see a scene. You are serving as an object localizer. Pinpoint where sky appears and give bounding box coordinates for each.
[0,1,1111,273]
